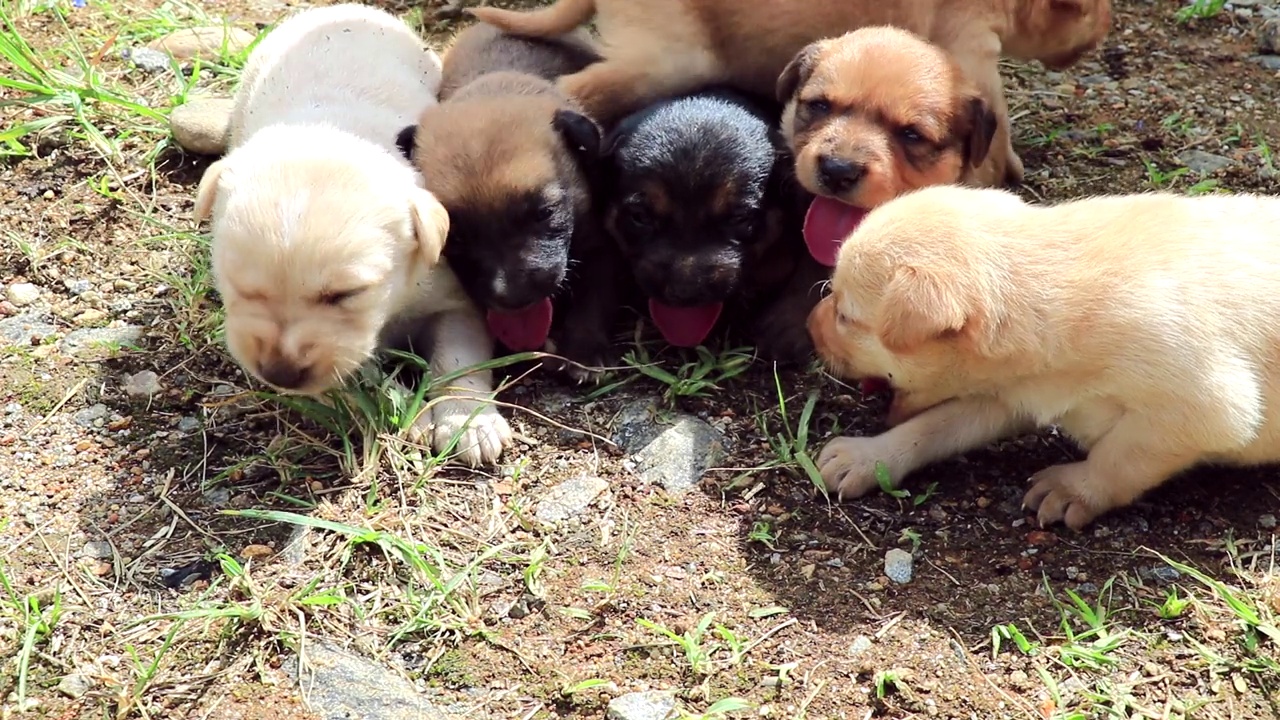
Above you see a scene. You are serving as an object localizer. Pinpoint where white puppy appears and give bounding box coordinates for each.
[808,184,1280,530]
[194,3,513,466]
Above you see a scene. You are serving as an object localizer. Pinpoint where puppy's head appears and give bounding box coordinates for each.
[403,74,600,351]
[600,89,784,347]
[197,125,449,396]
[777,26,998,267]
[806,185,1030,425]
[1008,0,1112,70]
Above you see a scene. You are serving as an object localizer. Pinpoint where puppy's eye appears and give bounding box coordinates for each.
[897,125,926,144]
[803,98,832,117]
[318,288,364,306]
[623,203,655,230]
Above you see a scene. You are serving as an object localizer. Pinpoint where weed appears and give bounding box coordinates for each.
[623,343,753,406]
[1175,0,1227,23]
[746,521,778,550]
[0,559,63,711]
[991,622,1038,658]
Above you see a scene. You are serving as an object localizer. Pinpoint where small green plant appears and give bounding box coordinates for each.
[623,343,753,405]
[638,612,718,676]
[560,677,612,698]
[898,527,922,554]
[873,668,909,699]
[874,460,908,498]
[680,697,755,719]
[732,371,823,490]
[1154,587,1195,619]
[1044,576,1129,671]
[1175,0,1227,23]
[991,622,1037,658]
[1142,158,1190,189]
[747,520,779,550]
[1,560,64,710]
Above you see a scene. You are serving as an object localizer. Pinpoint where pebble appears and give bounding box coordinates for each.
[613,401,726,494]
[56,673,93,698]
[147,26,256,61]
[1253,55,1280,70]
[80,540,112,559]
[1143,565,1181,585]
[240,544,274,560]
[535,474,610,523]
[1009,670,1029,685]
[169,98,235,156]
[63,279,93,295]
[282,640,453,719]
[0,311,57,346]
[1259,18,1279,54]
[73,308,108,326]
[1178,150,1234,175]
[60,325,143,356]
[849,635,873,656]
[5,282,41,306]
[884,549,914,584]
[73,404,110,428]
[177,416,201,433]
[123,370,161,398]
[606,691,679,720]
[122,46,171,73]
[1259,513,1277,529]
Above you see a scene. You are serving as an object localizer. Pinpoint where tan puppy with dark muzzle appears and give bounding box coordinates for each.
[779,26,999,267]
[808,185,1280,530]
[470,0,1112,183]
[195,4,514,466]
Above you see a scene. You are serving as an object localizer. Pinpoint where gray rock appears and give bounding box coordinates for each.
[147,26,256,61]
[1260,513,1277,529]
[884,549,914,584]
[80,541,112,559]
[123,370,161,398]
[614,402,726,494]
[202,486,232,508]
[60,325,143,355]
[63,279,93,295]
[73,404,110,428]
[1252,54,1280,70]
[169,98,234,155]
[5,282,41,306]
[606,691,679,720]
[122,46,171,73]
[535,475,609,523]
[177,416,201,433]
[849,635,873,657]
[1259,18,1279,54]
[286,640,452,720]
[1141,565,1181,585]
[1179,150,1233,175]
[56,673,93,698]
[0,311,57,347]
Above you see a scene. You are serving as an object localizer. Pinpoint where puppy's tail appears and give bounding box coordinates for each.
[468,0,596,38]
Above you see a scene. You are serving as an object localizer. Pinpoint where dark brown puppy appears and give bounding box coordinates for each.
[778,26,999,269]
[437,22,601,101]
[399,25,619,380]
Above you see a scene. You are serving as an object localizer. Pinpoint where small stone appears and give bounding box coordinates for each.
[1026,530,1057,547]
[81,540,112,559]
[1143,565,1181,585]
[57,673,93,698]
[203,487,231,507]
[1009,669,1029,685]
[73,404,110,428]
[5,282,40,306]
[123,46,171,73]
[535,475,609,523]
[606,690,679,720]
[147,26,256,61]
[849,635,873,656]
[61,325,143,356]
[884,549,914,584]
[123,370,161,398]
[1252,55,1280,71]
[1259,18,1279,54]
[0,311,57,346]
[283,641,453,719]
[73,308,108,326]
[169,98,235,155]
[63,279,93,295]
[1259,514,1277,529]
[240,544,274,560]
[614,402,727,495]
[1178,149,1233,175]
[177,416,201,433]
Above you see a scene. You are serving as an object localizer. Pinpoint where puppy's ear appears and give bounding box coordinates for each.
[876,266,969,354]
[776,42,821,103]
[553,109,602,162]
[395,125,417,163]
[409,188,450,266]
[957,95,998,169]
[194,159,227,225]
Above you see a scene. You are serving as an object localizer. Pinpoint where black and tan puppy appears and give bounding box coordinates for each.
[599,87,817,360]
[398,24,619,377]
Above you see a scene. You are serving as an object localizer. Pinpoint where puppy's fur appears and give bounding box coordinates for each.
[437,22,601,101]
[599,88,815,358]
[470,0,1112,180]
[808,185,1280,530]
[194,3,513,466]
[402,24,616,379]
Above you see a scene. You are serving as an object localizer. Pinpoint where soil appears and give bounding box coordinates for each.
[1,0,1278,719]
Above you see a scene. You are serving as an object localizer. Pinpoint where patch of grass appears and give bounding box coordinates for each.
[1175,0,1227,23]
[0,559,64,712]
[622,342,754,406]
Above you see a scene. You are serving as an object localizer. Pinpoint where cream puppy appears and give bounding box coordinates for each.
[807,185,1280,530]
[194,4,513,466]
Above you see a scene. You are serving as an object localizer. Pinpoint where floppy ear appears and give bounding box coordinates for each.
[876,266,970,354]
[552,108,601,163]
[395,125,417,163]
[776,42,822,103]
[409,188,450,266]
[959,95,998,169]
[194,159,227,225]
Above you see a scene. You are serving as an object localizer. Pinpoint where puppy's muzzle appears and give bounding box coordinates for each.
[817,156,866,196]
[259,359,313,392]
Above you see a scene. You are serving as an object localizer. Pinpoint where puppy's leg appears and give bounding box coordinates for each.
[557,46,720,123]
[1023,415,1205,531]
[414,307,514,466]
[546,241,627,384]
[819,395,1028,499]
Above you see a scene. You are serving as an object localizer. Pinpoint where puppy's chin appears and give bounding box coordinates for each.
[223,315,382,397]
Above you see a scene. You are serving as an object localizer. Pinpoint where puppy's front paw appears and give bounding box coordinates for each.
[1022,462,1107,531]
[413,398,513,467]
[816,436,893,500]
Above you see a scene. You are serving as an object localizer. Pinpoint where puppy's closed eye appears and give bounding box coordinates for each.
[896,125,926,145]
[620,198,657,232]
[801,97,832,119]
[317,287,368,306]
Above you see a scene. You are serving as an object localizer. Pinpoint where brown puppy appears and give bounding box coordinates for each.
[469,0,1111,178]
[399,25,617,380]
[780,26,999,268]
[807,184,1280,531]
[437,22,600,101]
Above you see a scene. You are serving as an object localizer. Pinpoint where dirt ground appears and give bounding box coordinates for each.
[1,0,1279,718]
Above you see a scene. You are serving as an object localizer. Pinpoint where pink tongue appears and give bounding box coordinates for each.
[486,298,554,351]
[803,196,869,267]
[648,299,723,348]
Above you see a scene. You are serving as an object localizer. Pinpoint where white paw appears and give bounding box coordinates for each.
[816,435,895,500]
[1022,461,1108,531]
[411,398,513,466]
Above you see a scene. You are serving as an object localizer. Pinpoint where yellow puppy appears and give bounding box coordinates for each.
[194,4,513,466]
[808,185,1280,530]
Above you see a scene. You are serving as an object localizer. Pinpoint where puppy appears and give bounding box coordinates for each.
[194,3,513,466]
[599,87,812,358]
[779,26,999,267]
[808,185,1280,530]
[400,24,616,379]
[469,0,1111,180]
[437,22,600,101]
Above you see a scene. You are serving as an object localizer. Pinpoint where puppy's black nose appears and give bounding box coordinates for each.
[818,156,865,195]
[259,360,310,390]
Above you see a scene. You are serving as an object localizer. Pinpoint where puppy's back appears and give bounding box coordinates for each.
[439,22,600,101]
